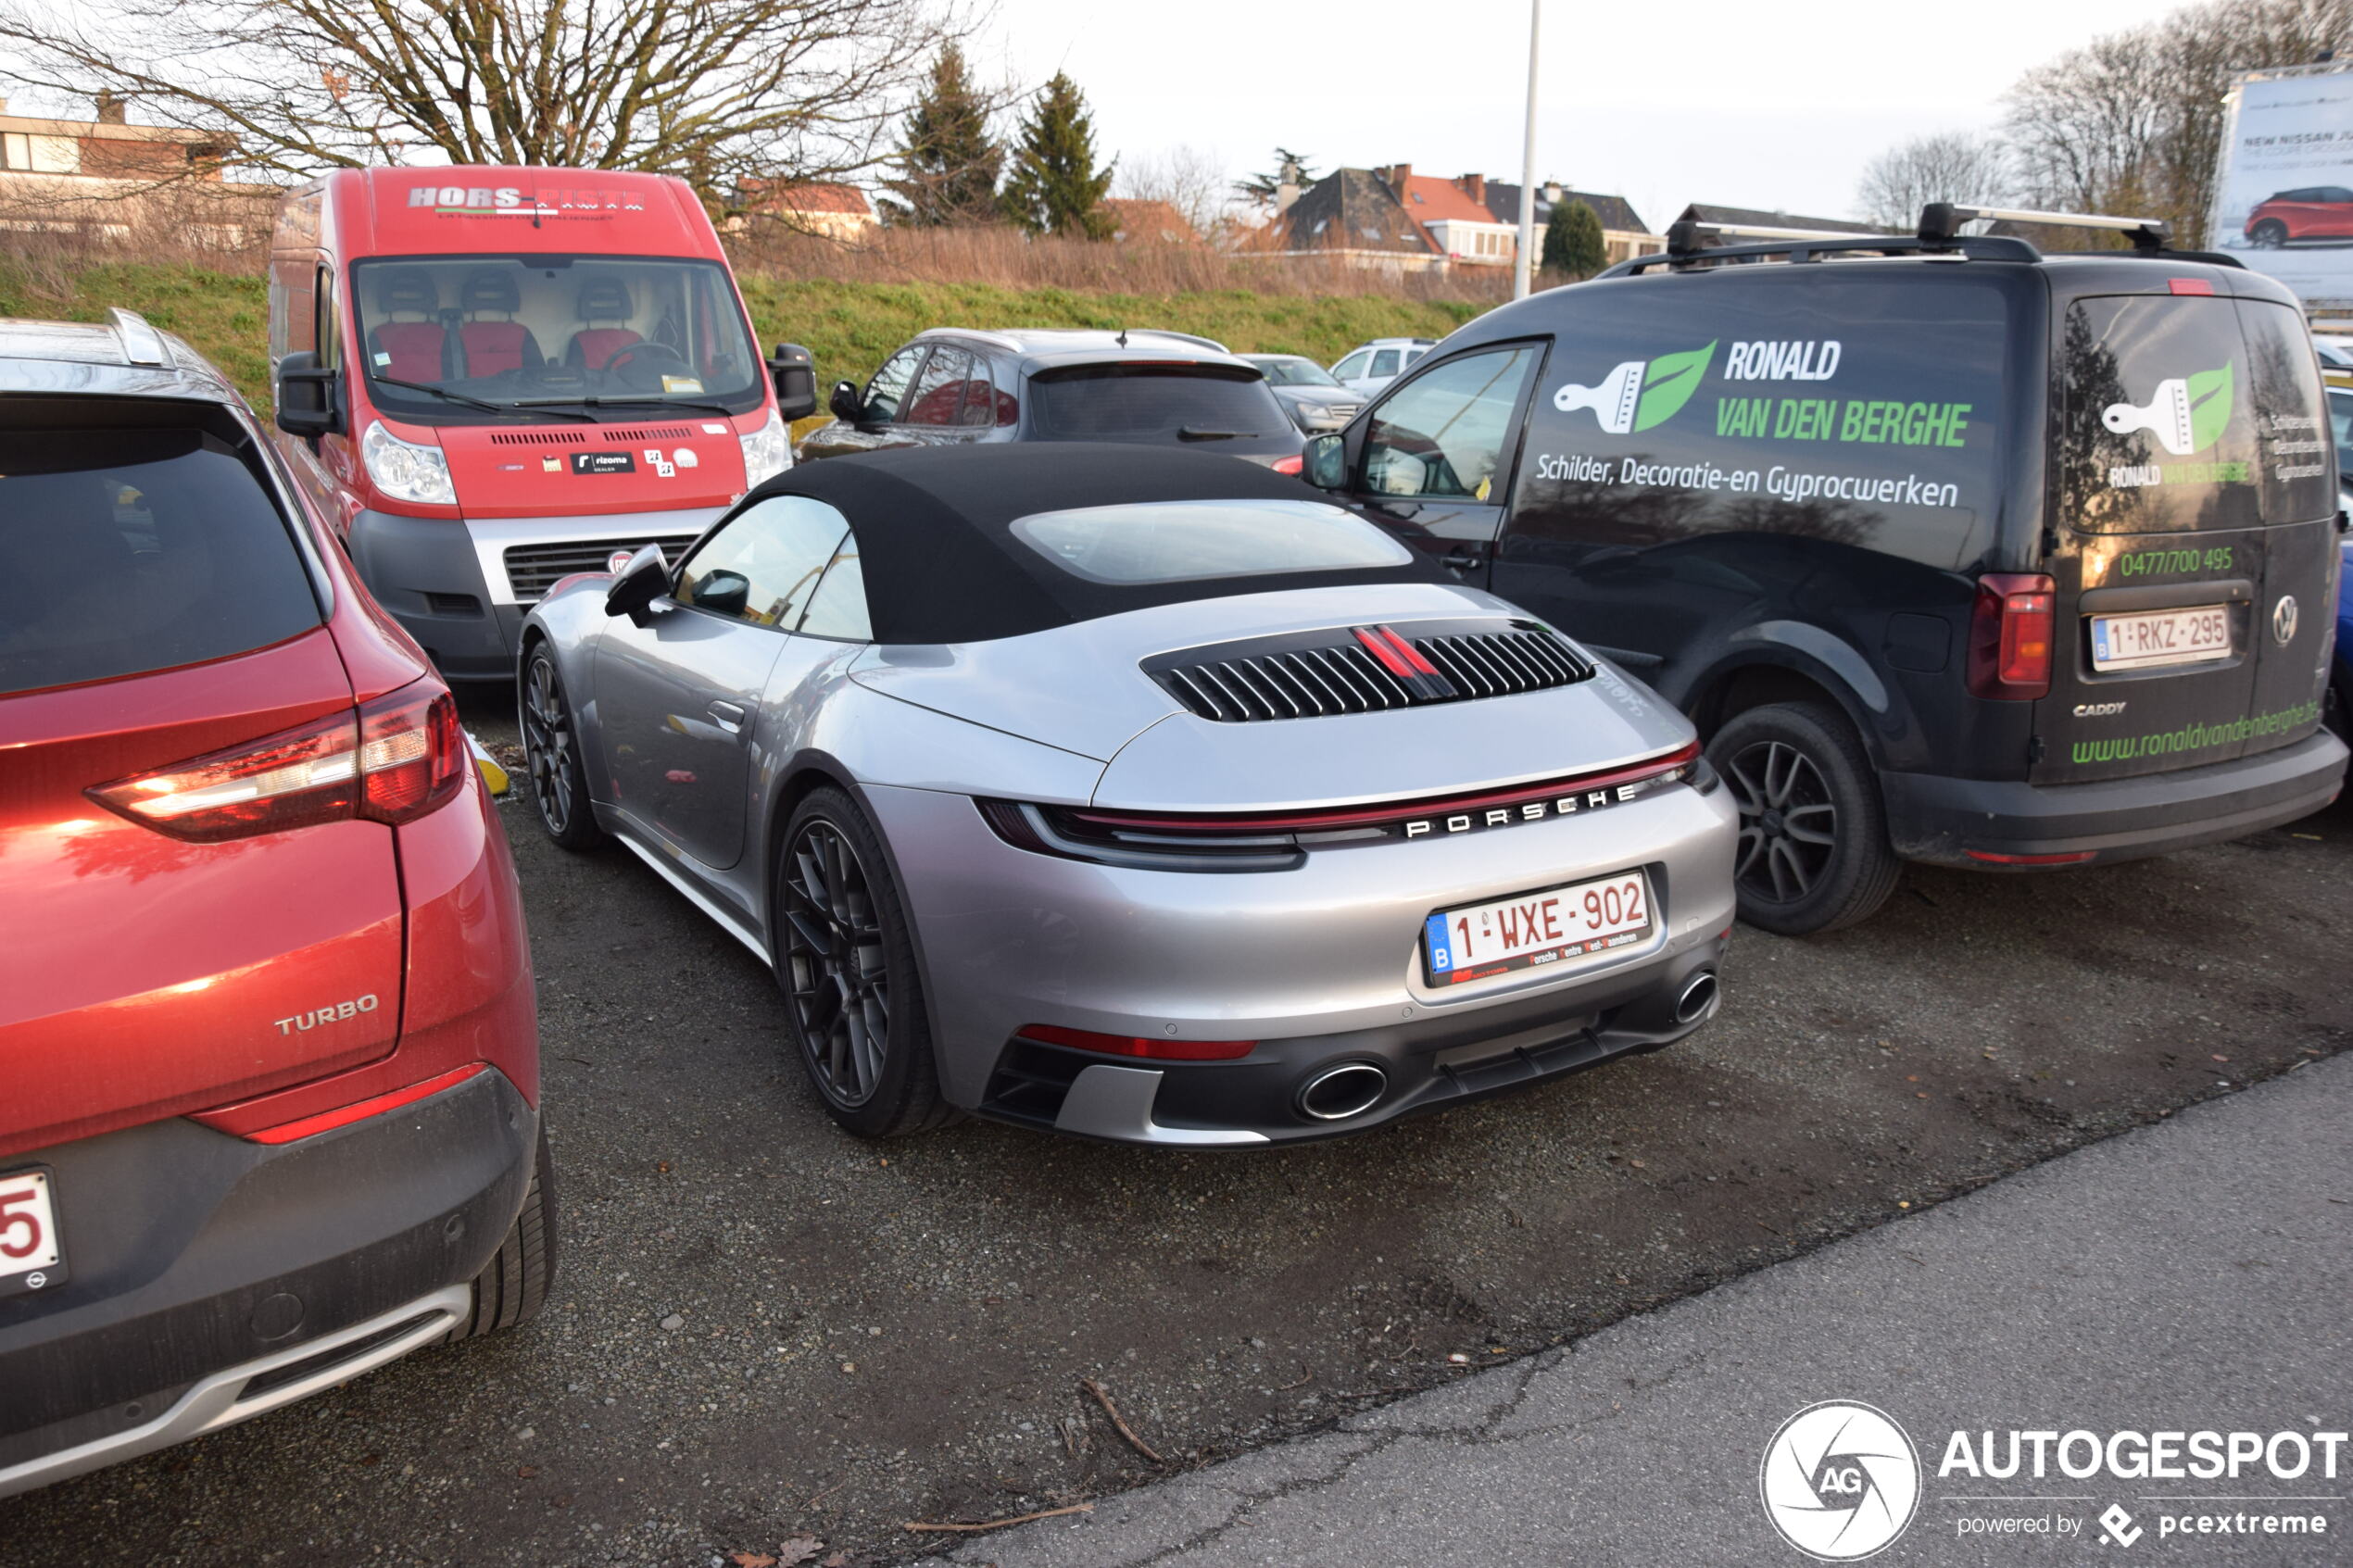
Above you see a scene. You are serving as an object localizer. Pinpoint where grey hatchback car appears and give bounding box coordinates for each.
[797,328,1307,471]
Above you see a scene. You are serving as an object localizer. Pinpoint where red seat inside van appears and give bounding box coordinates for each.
[456,270,542,378]
[366,267,451,382]
[565,278,642,370]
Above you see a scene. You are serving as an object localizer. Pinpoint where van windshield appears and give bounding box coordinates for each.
[348,256,762,420]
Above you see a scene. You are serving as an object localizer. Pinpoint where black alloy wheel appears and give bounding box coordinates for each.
[2250,219,2289,248]
[520,647,604,849]
[1706,701,1900,935]
[773,787,952,1137]
[782,818,889,1107]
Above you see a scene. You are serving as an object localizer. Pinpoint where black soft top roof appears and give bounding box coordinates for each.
[744,444,1445,644]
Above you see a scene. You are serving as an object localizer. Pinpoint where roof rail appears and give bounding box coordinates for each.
[1598,220,2038,277]
[1128,329,1230,354]
[918,327,1030,355]
[1919,202,2168,252]
[107,307,169,367]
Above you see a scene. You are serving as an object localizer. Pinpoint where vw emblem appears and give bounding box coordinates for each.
[608,549,636,575]
[2273,595,2299,646]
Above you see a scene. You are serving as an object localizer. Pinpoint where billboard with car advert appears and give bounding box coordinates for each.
[2209,60,2353,307]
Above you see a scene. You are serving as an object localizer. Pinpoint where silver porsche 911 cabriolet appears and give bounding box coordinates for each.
[516,445,1736,1145]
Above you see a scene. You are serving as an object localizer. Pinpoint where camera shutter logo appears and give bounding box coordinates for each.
[1759,1400,1921,1560]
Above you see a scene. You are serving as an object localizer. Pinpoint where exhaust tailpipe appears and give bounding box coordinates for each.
[1297,1062,1388,1122]
[1674,971,1719,1025]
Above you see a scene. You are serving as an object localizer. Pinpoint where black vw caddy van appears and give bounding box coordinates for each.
[1304,209,2347,934]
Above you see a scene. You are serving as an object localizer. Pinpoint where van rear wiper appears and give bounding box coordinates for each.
[371,375,595,421]
[508,394,740,419]
[1177,427,1259,441]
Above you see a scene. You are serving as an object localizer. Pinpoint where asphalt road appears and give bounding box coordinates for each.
[951,1047,2353,1567]
[5,694,2349,1568]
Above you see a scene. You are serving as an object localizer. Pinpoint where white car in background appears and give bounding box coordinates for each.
[1330,337,1435,397]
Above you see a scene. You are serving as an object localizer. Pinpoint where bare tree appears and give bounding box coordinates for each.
[1114,145,1229,236]
[1855,132,2012,230]
[0,0,968,206]
[2003,0,2352,242]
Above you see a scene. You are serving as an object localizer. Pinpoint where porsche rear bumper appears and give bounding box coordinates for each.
[863,777,1738,1144]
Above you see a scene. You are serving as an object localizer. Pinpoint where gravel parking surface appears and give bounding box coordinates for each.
[5,694,2347,1568]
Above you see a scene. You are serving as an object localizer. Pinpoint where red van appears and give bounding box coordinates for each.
[265,168,817,680]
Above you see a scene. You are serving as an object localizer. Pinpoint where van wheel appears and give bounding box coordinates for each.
[2249,219,2288,248]
[455,1125,557,1338]
[520,645,606,850]
[774,786,956,1138]
[1708,701,1900,935]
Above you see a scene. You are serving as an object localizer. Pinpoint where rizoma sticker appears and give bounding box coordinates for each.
[573,451,635,475]
[2104,363,2234,457]
[274,995,380,1035]
[1554,341,1717,433]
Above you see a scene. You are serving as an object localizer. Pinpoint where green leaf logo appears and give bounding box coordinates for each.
[2186,362,2233,453]
[1633,341,1717,432]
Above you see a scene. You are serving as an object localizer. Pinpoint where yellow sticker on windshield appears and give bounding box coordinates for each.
[1475,475,1491,502]
[661,375,705,394]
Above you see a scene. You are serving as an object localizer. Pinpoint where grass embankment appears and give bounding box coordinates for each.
[1,260,1485,420]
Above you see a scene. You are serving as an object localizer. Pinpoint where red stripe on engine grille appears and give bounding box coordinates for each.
[1375,625,1441,676]
[1352,627,1419,679]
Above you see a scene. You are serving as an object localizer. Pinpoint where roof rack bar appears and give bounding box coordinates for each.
[1602,228,2041,279]
[1919,202,2169,252]
[1667,220,1877,257]
[107,307,169,367]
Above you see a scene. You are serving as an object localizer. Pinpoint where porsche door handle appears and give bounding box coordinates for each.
[708,700,748,734]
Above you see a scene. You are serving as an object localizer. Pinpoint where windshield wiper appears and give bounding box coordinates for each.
[1177,427,1260,441]
[508,394,740,419]
[370,375,595,422]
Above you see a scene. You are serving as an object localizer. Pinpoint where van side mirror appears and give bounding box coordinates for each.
[1302,433,1347,491]
[828,380,864,424]
[275,351,343,438]
[767,343,818,420]
[604,544,671,624]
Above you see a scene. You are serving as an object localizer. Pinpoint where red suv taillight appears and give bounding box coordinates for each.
[1966,573,2056,700]
[89,680,468,842]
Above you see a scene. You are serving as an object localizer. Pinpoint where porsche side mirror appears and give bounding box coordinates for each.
[828,380,863,424]
[768,343,818,420]
[275,351,343,439]
[604,543,671,624]
[1302,433,1346,491]
[692,568,749,620]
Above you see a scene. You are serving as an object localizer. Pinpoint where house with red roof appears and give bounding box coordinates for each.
[731,179,877,241]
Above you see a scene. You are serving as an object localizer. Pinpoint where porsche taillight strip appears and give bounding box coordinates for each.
[1061,741,1703,835]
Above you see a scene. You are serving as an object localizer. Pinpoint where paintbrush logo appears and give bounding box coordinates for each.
[2101,363,2234,456]
[1554,341,1717,433]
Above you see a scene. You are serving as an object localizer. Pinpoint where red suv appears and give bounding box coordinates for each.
[0,310,552,1498]
[2245,186,2353,246]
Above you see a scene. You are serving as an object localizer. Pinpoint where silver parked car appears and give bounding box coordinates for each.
[1241,353,1366,433]
[516,445,1735,1145]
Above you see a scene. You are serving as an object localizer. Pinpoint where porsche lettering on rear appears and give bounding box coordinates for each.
[1401,783,1645,837]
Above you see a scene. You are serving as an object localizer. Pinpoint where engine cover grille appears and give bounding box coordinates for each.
[1145,619,1593,722]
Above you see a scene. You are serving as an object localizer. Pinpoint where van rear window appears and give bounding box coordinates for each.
[0,428,321,696]
[2060,295,2266,533]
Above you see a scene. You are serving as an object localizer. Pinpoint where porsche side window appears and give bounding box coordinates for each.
[862,345,926,424]
[1362,345,1537,501]
[675,495,849,628]
[796,533,871,641]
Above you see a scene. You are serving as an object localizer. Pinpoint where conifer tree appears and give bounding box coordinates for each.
[881,43,1001,225]
[1542,198,1606,278]
[1000,72,1116,239]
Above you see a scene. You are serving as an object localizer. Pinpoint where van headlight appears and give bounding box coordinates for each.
[360,420,456,507]
[739,408,790,489]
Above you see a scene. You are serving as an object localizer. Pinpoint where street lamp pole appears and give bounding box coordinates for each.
[1516,0,1541,299]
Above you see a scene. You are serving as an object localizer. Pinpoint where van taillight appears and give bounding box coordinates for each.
[89,680,467,842]
[1966,573,2057,700]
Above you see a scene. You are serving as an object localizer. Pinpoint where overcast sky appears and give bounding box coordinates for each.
[980,0,2188,228]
